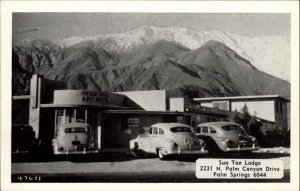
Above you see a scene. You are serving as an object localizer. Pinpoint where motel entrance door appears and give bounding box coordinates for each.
[101,114,131,149]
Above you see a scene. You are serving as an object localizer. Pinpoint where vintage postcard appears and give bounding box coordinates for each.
[1,1,299,191]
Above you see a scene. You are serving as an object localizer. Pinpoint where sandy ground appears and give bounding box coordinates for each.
[254,147,290,154]
[12,147,290,174]
[253,147,290,170]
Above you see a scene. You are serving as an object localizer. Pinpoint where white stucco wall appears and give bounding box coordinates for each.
[231,100,275,122]
[275,101,288,130]
[169,98,184,112]
[116,90,167,111]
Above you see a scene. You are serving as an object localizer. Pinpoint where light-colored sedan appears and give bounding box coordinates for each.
[52,123,97,154]
[195,122,259,154]
[130,123,207,160]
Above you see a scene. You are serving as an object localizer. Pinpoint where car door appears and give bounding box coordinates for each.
[208,126,218,139]
[149,126,160,153]
[156,127,166,149]
[138,127,153,153]
[197,126,211,142]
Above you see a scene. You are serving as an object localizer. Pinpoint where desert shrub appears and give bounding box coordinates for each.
[229,104,290,147]
[229,104,251,133]
[251,127,290,148]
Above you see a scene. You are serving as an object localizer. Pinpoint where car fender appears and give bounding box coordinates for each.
[129,139,137,150]
[208,137,227,152]
[130,137,152,153]
[155,139,174,153]
[248,135,256,141]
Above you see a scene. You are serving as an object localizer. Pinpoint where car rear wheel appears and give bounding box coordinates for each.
[157,149,167,160]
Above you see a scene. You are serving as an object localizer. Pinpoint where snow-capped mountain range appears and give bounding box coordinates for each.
[54,26,290,82]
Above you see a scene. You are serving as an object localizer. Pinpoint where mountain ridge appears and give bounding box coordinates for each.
[51,26,290,82]
[12,38,290,100]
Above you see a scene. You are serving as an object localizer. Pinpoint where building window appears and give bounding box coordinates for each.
[191,121,196,127]
[212,101,229,110]
[202,126,208,133]
[207,117,210,122]
[280,102,283,113]
[176,116,184,123]
[275,101,279,113]
[185,115,191,125]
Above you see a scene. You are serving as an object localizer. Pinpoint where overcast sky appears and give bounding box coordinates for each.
[13,13,290,41]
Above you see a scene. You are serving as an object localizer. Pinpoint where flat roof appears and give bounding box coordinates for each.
[185,107,229,116]
[101,110,183,115]
[255,116,276,124]
[193,95,290,102]
[12,95,30,100]
[39,105,182,115]
[40,104,133,110]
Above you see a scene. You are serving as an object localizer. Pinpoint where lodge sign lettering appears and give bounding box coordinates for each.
[80,91,109,104]
[54,90,125,106]
[81,96,108,104]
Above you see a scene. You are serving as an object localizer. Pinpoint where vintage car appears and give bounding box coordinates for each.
[130,123,207,160]
[12,124,35,153]
[52,123,96,154]
[195,122,259,154]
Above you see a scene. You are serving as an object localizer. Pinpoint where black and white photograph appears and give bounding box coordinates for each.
[1,1,299,191]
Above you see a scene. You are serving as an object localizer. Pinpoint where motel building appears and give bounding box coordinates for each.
[193,95,290,131]
[12,75,289,153]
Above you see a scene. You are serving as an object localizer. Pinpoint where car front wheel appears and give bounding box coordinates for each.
[157,149,167,160]
[133,142,147,158]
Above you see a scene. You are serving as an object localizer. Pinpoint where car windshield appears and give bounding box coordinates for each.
[170,127,192,133]
[222,125,242,131]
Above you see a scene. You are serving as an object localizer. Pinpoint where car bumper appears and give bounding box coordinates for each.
[167,148,208,155]
[225,146,260,152]
[54,149,99,155]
